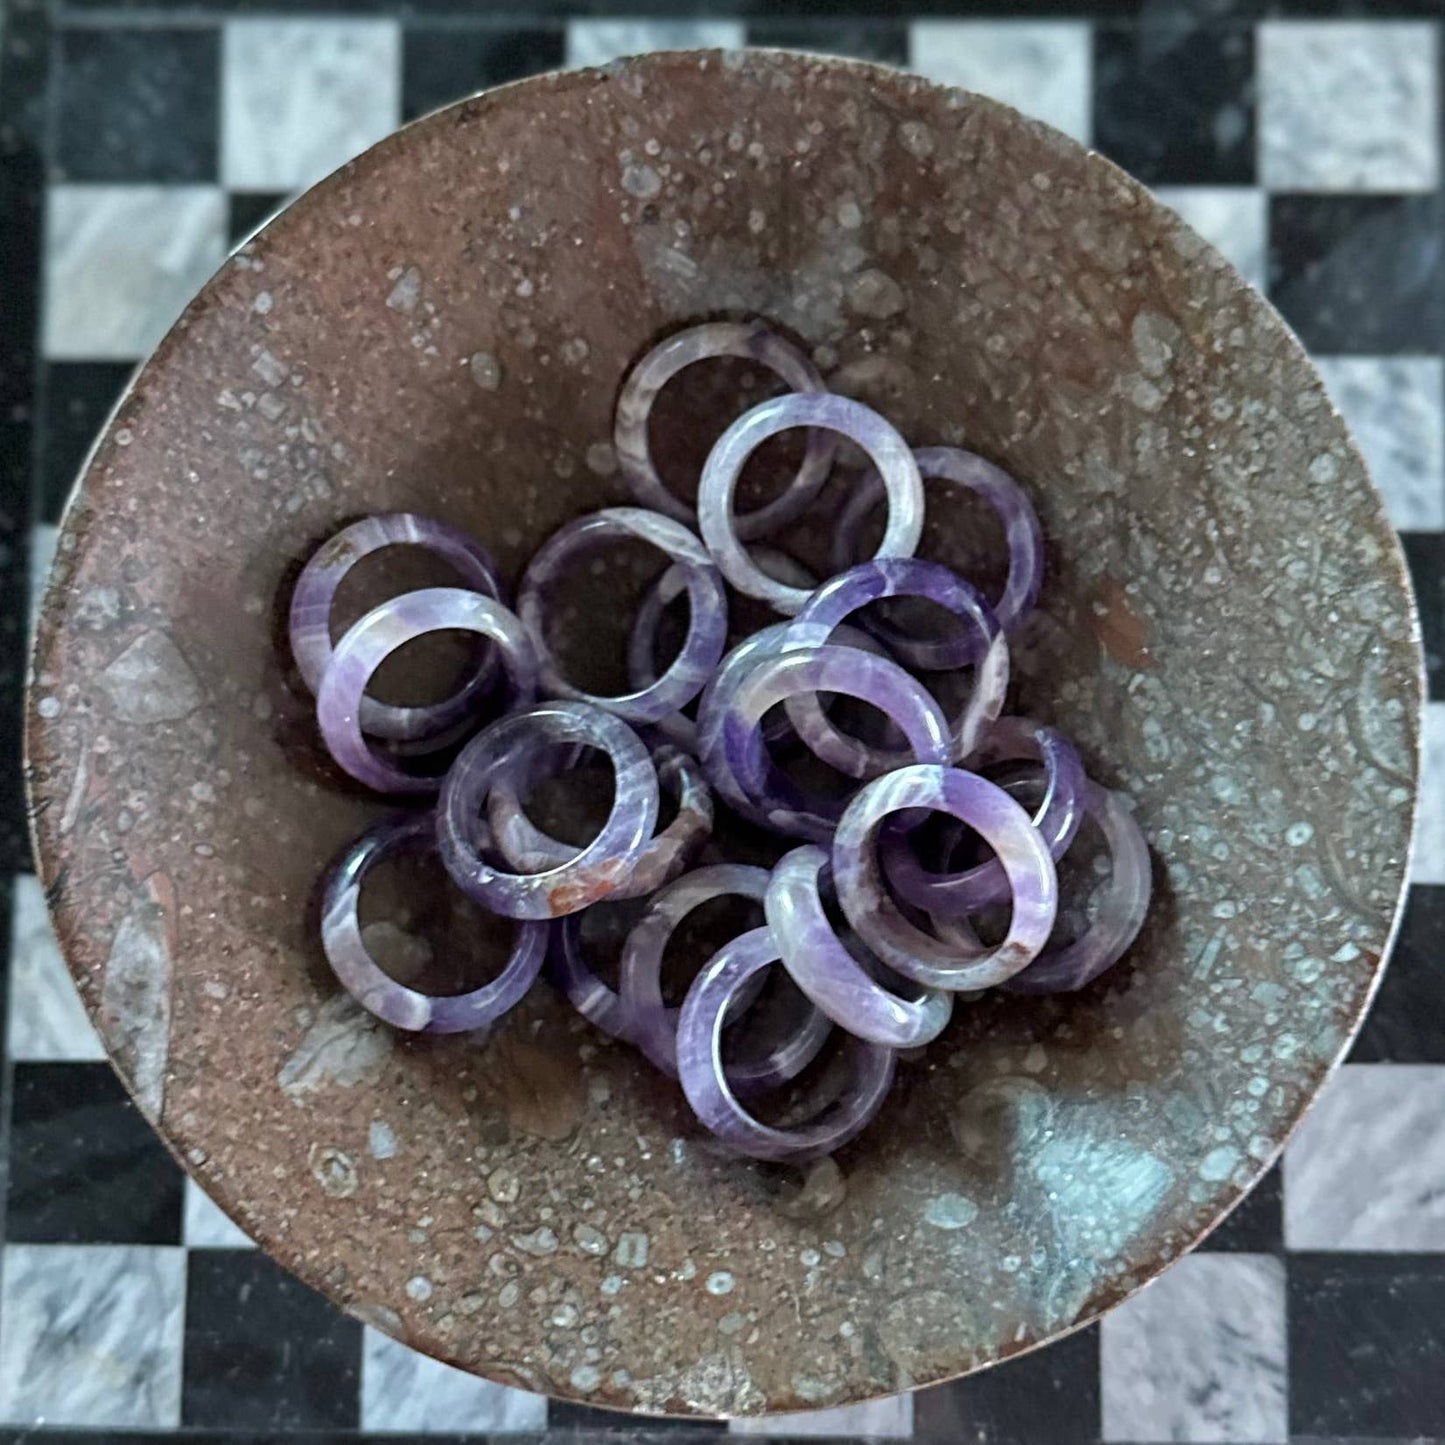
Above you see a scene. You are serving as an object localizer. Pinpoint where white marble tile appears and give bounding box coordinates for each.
[1312,356,1445,531]
[1101,1254,1286,1443]
[908,22,1092,144]
[28,524,58,632]
[360,1327,547,1433]
[222,20,401,192]
[1260,22,1439,193]
[183,1178,254,1250]
[0,1245,185,1428]
[1153,187,1268,292]
[730,1392,913,1437]
[44,185,227,363]
[1412,702,1445,886]
[1286,1063,1445,1250]
[8,874,106,1063]
[565,20,745,69]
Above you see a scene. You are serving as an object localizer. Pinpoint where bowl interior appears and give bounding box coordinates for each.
[26,51,1419,1416]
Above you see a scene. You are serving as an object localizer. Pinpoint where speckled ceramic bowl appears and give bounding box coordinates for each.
[25,51,1422,1418]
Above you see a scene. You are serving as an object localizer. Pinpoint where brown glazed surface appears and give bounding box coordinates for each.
[25,51,1421,1417]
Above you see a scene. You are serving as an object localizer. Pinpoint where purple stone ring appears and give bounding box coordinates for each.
[320,810,548,1033]
[832,764,1059,991]
[614,321,838,540]
[781,558,1011,774]
[766,845,952,1048]
[675,927,897,1163]
[290,512,505,743]
[437,701,660,919]
[831,445,1044,669]
[882,715,1087,916]
[698,392,923,613]
[518,508,727,725]
[317,587,538,796]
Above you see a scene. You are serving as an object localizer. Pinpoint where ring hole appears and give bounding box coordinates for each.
[514,745,617,851]
[742,1021,852,1129]
[574,897,651,995]
[659,894,765,1008]
[544,536,675,697]
[358,845,514,996]
[333,545,487,708]
[648,356,808,514]
[855,593,974,666]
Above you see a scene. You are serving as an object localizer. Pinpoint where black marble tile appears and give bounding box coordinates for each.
[227,191,291,247]
[914,1323,1100,1443]
[37,362,134,523]
[1196,1161,1283,1252]
[182,1249,362,1430]
[1402,531,1445,703]
[1350,885,1445,1062]
[1093,21,1255,186]
[745,20,909,67]
[402,25,566,122]
[1290,1254,1445,1437]
[1269,194,1445,355]
[61,0,1145,15]
[54,26,219,183]
[7,1061,184,1244]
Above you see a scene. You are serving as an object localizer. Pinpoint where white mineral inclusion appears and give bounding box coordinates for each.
[924,1193,980,1230]
[705,1270,735,1296]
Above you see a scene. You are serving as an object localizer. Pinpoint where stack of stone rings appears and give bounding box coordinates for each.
[293,320,1152,1163]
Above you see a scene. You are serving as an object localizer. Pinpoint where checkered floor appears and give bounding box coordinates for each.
[2,1,1444,1441]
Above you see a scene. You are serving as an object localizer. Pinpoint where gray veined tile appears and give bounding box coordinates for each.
[182,1178,254,1250]
[1259,21,1439,193]
[1100,1253,1287,1443]
[0,1244,185,1428]
[8,874,106,1063]
[1412,702,1445,886]
[730,1391,912,1437]
[1285,1062,1445,1250]
[28,524,59,636]
[908,21,1092,145]
[1312,356,1444,532]
[360,1327,547,1433]
[222,19,401,194]
[1153,187,1267,292]
[565,20,745,70]
[43,185,227,363]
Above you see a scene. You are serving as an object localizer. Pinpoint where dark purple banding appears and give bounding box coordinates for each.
[676,927,896,1162]
[881,716,1087,915]
[614,320,837,540]
[698,392,922,613]
[290,513,504,742]
[1002,780,1153,993]
[437,701,659,919]
[832,764,1058,991]
[518,508,727,725]
[831,445,1044,668]
[317,587,537,795]
[766,845,952,1048]
[320,810,547,1032]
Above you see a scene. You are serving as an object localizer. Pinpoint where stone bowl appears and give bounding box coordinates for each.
[25,50,1421,1418]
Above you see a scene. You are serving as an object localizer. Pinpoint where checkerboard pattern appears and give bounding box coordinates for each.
[1,3,1443,1441]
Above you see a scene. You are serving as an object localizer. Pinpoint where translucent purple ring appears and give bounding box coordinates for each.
[317,587,538,796]
[831,446,1044,668]
[705,643,951,843]
[320,810,548,1032]
[766,845,952,1048]
[781,559,1010,774]
[1003,781,1152,994]
[833,764,1058,991]
[437,702,659,919]
[518,508,727,724]
[290,513,505,742]
[676,927,897,1163]
[619,863,830,1087]
[698,393,923,614]
[488,741,712,901]
[615,321,837,540]
[882,716,1087,915]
